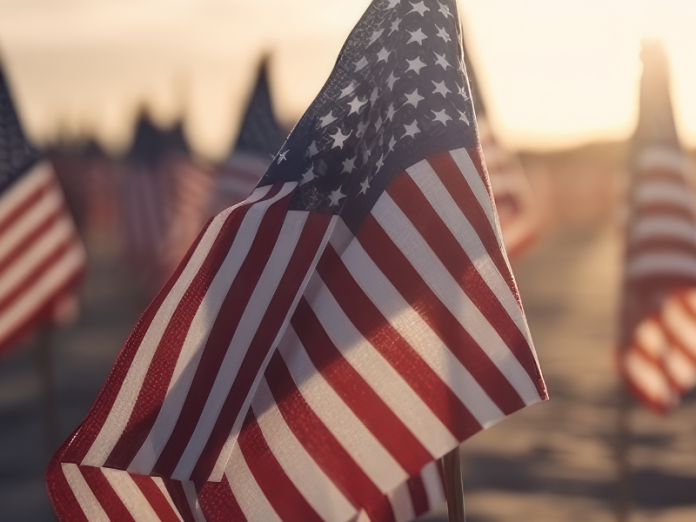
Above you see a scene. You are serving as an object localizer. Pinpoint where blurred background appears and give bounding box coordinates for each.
[0,0,695,521]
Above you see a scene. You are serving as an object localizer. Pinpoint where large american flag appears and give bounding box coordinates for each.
[0,69,86,353]
[47,1,547,520]
[619,41,696,413]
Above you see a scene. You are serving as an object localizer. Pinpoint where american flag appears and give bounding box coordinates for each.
[618,41,696,413]
[0,70,86,353]
[47,1,547,520]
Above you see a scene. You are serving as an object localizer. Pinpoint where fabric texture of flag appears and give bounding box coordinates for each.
[47,1,547,520]
[0,69,86,354]
[618,41,696,414]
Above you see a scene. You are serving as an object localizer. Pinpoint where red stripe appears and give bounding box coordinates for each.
[79,466,137,522]
[407,475,430,516]
[62,217,213,463]
[428,150,518,300]
[0,178,54,236]
[152,192,294,477]
[130,474,183,522]
[620,359,670,415]
[163,481,198,522]
[45,463,90,522]
[387,173,545,396]
[198,477,247,522]
[292,296,434,475]
[239,410,324,522]
[265,352,396,522]
[317,244,481,441]
[104,186,285,469]
[630,205,694,222]
[357,214,526,415]
[191,211,332,482]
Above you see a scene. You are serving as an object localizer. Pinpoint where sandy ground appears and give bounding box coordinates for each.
[0,223,695,522]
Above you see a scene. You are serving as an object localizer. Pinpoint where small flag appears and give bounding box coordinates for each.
[618,40,696,413]
[47,1,547,520]
[0,69,86,353]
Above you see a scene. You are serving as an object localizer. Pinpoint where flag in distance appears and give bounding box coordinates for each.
[0,68,86,354]
[48,0,547,520]
[618,40,696,413]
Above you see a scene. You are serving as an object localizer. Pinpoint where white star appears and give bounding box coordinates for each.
[307,141,319,157]
[328,187,346,206]
[330,129,351,149]
[458,110,470,125]
[370,87,380,105]
[385,104,396,121]
[376,47,391,63]
[434,52,452,70]
[435,25,451,42]
[385,0,400,9]
[277,149,289,163]
[406,57,427,74]
[342,156,357,174]
[408,28,428,45]
[359,177,370,195]
[389,18,402,34]
[339,81,357,99]
[355,56,369,72]
[439,2,453,18]
[362,147,371,163]
[368,29,384,46]
[458,83,470,100]
[320,111,338,128]
[348,96,367,115]
[388,135,397,152]
[386,72,399,90]
[376,154,385,170]
[432,108,452,125]
[301,166,315,185]
[404,89,425,108]
[409,1,430,16]
[403,120,420,139]
[433,80,451,98]
[374,115,383,131]
[356,121,368,138]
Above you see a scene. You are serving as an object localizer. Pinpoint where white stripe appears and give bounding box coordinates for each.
[341,237,509,427]
[210,215,337,482]
[173,210,309,480]
[636,147,691,175]
[278,325,408,493]
[82,183,295,468]
[665,348,696,390]
[101,468,164,522]
[152,477,186,522]
[624,351,674,408]
[421,461,446,510]
[0,188,62,261]
[129,185,296,474]
[662,298,696,357]
[627,252,696,280]
[304,271,459,455]
[372,193,540,405]
[61,464,109,522]
[0,162,53,222]
[449,148,497,230]
[630,216,696,245]
[252,378,357,522]
[406,158,534,351]
[225,441,282,522]
[0,240,85,343]
[634,181,695,210]
[389,481,416,522]
[182,482,207,522]
[634,319,667,358]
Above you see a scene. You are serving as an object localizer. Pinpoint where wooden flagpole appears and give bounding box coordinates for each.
[33,326,61,452]
[442,447,466,522]
[615,383,632,522]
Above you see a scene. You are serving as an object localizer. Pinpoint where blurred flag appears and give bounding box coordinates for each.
[47,1,547,521]
[0,69,86,352]
[464,45,540,259]
[618,41,696,413]
[208,60,287,216]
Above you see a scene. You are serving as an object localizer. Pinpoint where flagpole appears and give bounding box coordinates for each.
[33,326,61,452]
[616,383,632,522]
[442,447,466,522]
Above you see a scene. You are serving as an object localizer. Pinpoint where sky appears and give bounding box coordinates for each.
[0,0,694,160]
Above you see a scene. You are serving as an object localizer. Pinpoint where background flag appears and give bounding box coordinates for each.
[618,40,696,413]
[47,1,547,520]
[0,68,86,353]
